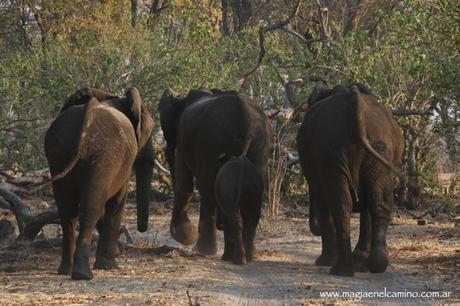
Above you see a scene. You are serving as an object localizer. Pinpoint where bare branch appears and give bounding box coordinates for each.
[0,186,59,240]
[238,0,302,86]
[0,168,51,194]
[343,0,370,36]
[316,0,330,46]
[268,59,327,110]
[23,207,60,240]
[154,159,171,175]
[392,108,433,117]
[0,187,33,235]
[118,225,133,244]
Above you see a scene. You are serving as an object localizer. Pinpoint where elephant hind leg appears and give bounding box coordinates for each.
[94,185,128,270]
[308,181,322,236]
[58,217,78,275]
[71,183,108,280]
[195,173,218,256]
[368,178,393,273]
[171,151,197,246]
[52,180,78,276]
[195,190,218,255]
[353,189,372,272]
[228,211,246,265]
[242,217,258,263]
[315,210,337,267]
[221,216,234,262]
[321,174,354,277]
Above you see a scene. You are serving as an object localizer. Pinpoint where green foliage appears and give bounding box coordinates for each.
[0,0,457,198]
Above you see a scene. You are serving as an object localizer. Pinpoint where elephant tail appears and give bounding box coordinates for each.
[32,98,99,188]
[353,86,404,177]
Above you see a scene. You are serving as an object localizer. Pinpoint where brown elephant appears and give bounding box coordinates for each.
[44,87,154,280]
[297,84,404,277]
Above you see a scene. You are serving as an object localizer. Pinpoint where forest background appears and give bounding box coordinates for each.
[0,0,458,212]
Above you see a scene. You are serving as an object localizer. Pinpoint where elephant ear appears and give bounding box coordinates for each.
[61,87,118,113]
[186,88,214,102]
[307,82,331,107]
[158,89,182,144]
[126,87,153,149]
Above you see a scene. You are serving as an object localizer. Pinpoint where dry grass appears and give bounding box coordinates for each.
[0,201,459,305]
[266,123,295,218]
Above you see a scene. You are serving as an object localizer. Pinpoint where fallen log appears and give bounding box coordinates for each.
[0,186,33,234]
[0,168,51,194]
[0,186,59,240]
[0,186,135,246]
[23,206,60,240]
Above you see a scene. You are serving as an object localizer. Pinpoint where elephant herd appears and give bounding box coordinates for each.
[42,84,403,280]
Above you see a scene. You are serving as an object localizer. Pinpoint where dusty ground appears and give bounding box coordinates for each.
[0,200,459,305]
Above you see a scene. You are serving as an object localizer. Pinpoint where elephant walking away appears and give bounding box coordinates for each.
[215,153,264,264]
[297,84,404,277]
[44,87,154,280]
[159,89,271,260]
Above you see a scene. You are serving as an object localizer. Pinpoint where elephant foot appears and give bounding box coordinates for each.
[57,262,72,275]
[309,216,321,236]
[368,247,389,273]
[315,253,337,266]
[93,257,119,270]
[353,250,370,272]
[171,221,198,246]
[232,257,247,265]
[330,263,354,277]
[195,238,217,255]
[71,262,93,280]
[245,252,255,263]
[232,253,247,265]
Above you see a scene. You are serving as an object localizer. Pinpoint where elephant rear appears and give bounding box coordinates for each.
[215,157,264,264]
[297,84,404,277]
[215,157,263,215]
[159,88,271,257]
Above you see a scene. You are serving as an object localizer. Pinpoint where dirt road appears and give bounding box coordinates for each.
[0,202,459,305]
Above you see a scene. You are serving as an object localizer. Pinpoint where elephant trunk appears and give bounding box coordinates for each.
[134,137,155,232]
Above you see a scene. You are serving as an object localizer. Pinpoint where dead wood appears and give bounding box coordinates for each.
[22,206,60,240]
[239,0,302,86]
[0,186,59,241]
[0,168,51,194]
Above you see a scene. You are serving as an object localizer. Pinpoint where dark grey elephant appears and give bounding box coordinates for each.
[215,154,264,264]
[297,84,404,277]
[44,87,154,280]
[159,89,271,260]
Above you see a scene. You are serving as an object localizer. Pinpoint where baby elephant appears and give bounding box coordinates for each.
[215,156,264,264]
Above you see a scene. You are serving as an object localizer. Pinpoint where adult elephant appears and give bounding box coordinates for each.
[297,84,404,277]
[44,87,154,280]
[159,89,271,256]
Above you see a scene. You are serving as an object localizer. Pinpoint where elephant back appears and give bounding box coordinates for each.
[215,157,263,216]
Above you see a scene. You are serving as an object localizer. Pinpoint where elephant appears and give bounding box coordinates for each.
[296,84,404,277]
[215,153,264,264]
[44,87,154,280]
[159,89,271,258]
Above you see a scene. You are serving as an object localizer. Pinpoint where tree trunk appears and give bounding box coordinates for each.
[406,130,420,210]
[343,0,369,36]
[131,0,138,28]
[221,0,231,35]
[230,0,254,32]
